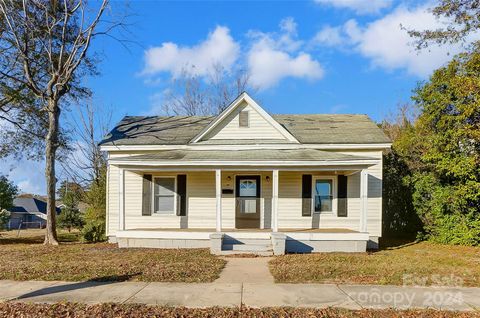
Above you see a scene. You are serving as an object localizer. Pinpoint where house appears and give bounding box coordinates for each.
[8,196,61,230]
[100,93,391,255]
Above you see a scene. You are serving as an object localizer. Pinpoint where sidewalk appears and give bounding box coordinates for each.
[1,279,479,311]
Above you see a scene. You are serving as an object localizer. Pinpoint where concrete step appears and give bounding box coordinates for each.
[222,243,273,252]
[216,250,274,256]
[223,239,272,245]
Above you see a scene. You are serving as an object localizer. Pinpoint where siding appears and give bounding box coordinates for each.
[108,170,274,235]
[107,164,119,235]
[339,150,383,237]
[202,101,286,140]
[276,150,383,237]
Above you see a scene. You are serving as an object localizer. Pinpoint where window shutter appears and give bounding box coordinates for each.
[239,111,249,127]
[337,175,348,217]
[302,175,312,216]
[177,174,187,216]
[142,174,152,216]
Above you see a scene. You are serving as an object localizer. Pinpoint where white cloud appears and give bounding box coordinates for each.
[247,18,324,89]
[352,5,472,77]
[312,5,477,78]
[142,26,240,78]
[312,25,345,47]
[142,18,324,93]
[311,20,362,48]
[314,0,393,15]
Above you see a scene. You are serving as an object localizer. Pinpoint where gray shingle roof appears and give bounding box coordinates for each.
[100,114,390,146]
[10,197,61,214]
[110,149,375,162]
[274,114,390,144]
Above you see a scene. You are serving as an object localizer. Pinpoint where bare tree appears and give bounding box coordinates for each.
[161,64,255,116]
[0,0,125,245]
[60,103,111,187]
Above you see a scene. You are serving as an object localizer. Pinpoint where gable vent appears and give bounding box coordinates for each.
[239,111,249,127]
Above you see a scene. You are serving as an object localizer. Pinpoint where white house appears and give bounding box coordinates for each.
[100,93,391,255]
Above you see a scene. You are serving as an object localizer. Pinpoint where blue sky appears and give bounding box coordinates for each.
[90,0,459,123]
[2,0,467,194]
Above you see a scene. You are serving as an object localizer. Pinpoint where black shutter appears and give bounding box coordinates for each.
[337,175,348,217]
[177,174,187,216]
[142,174,152,216]
[302,175,312,216]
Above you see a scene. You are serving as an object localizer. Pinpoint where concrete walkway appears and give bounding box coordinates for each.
[215,257,274,283]
[0,279,479,311]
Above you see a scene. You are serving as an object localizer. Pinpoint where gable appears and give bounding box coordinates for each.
[202,101,286,140]
[192,92,298,143]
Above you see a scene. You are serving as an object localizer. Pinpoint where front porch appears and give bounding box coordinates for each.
[108,149,381,254]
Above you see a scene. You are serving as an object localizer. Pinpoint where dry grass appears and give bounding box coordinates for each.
[269,240,480,286]
[0,303,478,318]
[0,229,225,283]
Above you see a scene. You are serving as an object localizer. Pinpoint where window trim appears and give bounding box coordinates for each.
[312,175,337,215]
[238,110,250,128]
[152,176,177,215]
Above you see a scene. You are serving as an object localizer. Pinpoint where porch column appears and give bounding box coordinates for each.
[272,169,279,232]
[215,169,222,232]
[360,169,368,233]
[118,168,125,231]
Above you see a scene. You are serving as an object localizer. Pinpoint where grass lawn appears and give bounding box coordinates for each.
[0,303,478,318]
[269,240,480,286]
[0,229,225,283]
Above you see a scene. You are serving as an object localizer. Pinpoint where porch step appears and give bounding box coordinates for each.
[222,238,272,245]
[222,243,273,252]
[217,250,274,256]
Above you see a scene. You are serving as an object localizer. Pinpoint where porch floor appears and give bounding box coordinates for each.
[126,228,359,233]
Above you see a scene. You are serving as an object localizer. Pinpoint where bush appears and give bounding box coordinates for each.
[82,167,107,242]
[81,219,105,242]
[57,207,84,232]
[427,214,480,246]
[0,209,10,230]
[57,191,84,232]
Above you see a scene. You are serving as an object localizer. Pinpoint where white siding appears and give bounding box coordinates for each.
[339,150,383,237]
[202,101,287,140]
[275,151,383,237]
[107,164,119,236]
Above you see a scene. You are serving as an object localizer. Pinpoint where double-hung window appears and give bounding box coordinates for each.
[153,177,176,214]
[313,178,334,213]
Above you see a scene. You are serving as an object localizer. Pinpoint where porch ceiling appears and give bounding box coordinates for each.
[109,149,378,167]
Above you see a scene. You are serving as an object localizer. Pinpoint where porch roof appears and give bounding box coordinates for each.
[109,149,378,167]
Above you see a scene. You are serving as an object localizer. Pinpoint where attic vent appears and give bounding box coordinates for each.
[239,111,249,127]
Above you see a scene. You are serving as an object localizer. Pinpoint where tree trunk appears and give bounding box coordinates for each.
[44,99,60,245]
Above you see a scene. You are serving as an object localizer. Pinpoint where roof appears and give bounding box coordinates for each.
[100,116,213,146]
[110,149,375,163]
[9,197,61,214]
[100,114,390,146]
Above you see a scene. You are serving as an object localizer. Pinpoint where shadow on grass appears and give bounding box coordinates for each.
[16,273,142,300]
[0,233,81,245]
[378,237,420,251]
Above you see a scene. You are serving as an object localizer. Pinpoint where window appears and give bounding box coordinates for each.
[239,179,257,214]
[153,177,176,214]
[239,111,249,127]
[314,178,333,213]
[239,179,257,197]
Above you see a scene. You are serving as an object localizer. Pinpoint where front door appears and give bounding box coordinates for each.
[235,176,261,229]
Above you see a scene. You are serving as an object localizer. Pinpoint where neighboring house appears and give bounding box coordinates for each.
[56,201,88,213]
[8,197,61,229]
[100,93,391,255]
